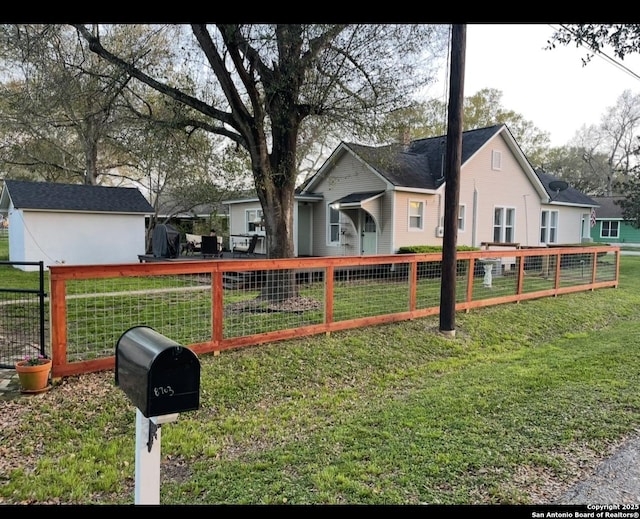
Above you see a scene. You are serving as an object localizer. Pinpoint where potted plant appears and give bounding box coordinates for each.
[15,354,52,393]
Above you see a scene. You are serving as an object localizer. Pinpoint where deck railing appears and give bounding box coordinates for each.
[48,245,619,378]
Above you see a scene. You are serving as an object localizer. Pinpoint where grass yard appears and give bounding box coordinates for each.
[0,255,638,506]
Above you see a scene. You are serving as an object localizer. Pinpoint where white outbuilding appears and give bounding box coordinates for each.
[0,179,154,271]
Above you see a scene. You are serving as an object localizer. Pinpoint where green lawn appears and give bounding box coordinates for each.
[0,256,639,505]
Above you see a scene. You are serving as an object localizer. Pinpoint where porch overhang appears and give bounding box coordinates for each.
[329,190,384,209]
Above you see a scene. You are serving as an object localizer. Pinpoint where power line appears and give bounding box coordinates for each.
[554,24,640,83]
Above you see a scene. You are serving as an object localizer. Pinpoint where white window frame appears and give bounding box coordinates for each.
[492,150,502,171]
[493,206,515,243]
[600,220,620,238]
[457,204,466,232]
[328,204,341,245]
[540,210,558,244]
[245,208,264,234]
[408,200,424,231]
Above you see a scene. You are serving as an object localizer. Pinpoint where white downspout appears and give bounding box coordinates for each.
[472,184,478,248]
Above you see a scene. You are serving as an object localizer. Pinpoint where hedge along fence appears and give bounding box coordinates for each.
[48,245,619,379]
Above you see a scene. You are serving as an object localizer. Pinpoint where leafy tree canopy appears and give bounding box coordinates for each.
[73,23,449,263]
[549,24,640,63]
[616,179,640,228]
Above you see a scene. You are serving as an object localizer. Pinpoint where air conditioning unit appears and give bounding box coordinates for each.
[435,226,444,238]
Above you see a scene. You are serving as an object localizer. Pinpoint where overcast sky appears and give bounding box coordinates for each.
[426,24,640,147]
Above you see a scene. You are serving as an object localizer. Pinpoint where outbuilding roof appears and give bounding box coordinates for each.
[0,179,154,214]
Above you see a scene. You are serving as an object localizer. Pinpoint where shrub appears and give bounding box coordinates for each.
[397,245,479,254]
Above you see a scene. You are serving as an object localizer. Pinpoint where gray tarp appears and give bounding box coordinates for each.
[151,224,181,258]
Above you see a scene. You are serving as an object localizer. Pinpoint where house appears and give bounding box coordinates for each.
[0,179,154,271]
[589,196,640,246]
[153,194,230,237]
[224,124,598,257]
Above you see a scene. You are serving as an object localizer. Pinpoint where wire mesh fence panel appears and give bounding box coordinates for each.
[455,258,474,303]
[47,247,620,375]
[470,258,517,301]
[65,274,212,363]
[332,264,410,322]
[0,261,47,368]
[415,260,442,309]
[521,254,557,293]
[558,251,596,287]
[0,291,46,366]
[595,249,618,282]
[416,259,444,280]
[222,268,325,338]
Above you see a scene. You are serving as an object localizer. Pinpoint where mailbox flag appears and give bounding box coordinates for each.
[590,208,596,228]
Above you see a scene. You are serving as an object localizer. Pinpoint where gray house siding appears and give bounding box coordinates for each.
[310,151,387,256]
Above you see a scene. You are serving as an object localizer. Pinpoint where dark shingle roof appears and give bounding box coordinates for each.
[342,124,595,207]
[2,180,154,214]
[345,143,437,189]
[343,125,505,190]
[533,169,598,207]
[330,191,385,206]
[590,196,624,218]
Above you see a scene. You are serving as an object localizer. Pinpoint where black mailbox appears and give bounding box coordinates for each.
[115,326,200,418]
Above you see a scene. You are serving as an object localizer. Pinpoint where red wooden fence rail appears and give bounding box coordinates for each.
[48,246,619,379]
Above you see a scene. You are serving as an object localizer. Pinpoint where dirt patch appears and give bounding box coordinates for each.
[225,296,321,315]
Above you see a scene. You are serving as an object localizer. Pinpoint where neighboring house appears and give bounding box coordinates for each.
[0,180,154,271]
[153,194,230,231]
[224,124,598,257]
[589,196,640,245]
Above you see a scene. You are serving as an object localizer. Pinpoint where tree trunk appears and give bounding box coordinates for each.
[82,118,100,185]
[253,149,299,302]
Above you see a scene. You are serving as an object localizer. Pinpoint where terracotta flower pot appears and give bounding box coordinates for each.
[15,359,52,393]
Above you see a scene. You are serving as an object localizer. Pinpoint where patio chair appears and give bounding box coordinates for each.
[233,234,259,258]
[201,235,223,258]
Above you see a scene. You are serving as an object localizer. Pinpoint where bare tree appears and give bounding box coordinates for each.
[119,110,252,250]
[542,143,609,195]
[599,90,640,194]
[563,91,640,195]
[550,25,640,220]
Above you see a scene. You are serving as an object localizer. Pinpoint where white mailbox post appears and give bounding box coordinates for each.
[134,411,179,504]
[115,326,201,505]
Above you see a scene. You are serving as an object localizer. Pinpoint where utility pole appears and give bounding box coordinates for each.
[439,24,466,337]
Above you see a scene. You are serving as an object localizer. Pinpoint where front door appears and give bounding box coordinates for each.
[361,212,377,255]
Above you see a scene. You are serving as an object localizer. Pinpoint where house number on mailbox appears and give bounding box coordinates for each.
[154,386,175,397]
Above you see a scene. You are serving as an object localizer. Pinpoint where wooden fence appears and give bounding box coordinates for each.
[48,245,619,379]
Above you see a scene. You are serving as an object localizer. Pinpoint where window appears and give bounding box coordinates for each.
[601,221,619,238]
[458,204,466,232]
[492,150,502,171]
[540,210,558,244]
[409,200,424,230]
[328,204,340,244]
[493,207,515,243]
[245,209,264,233]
